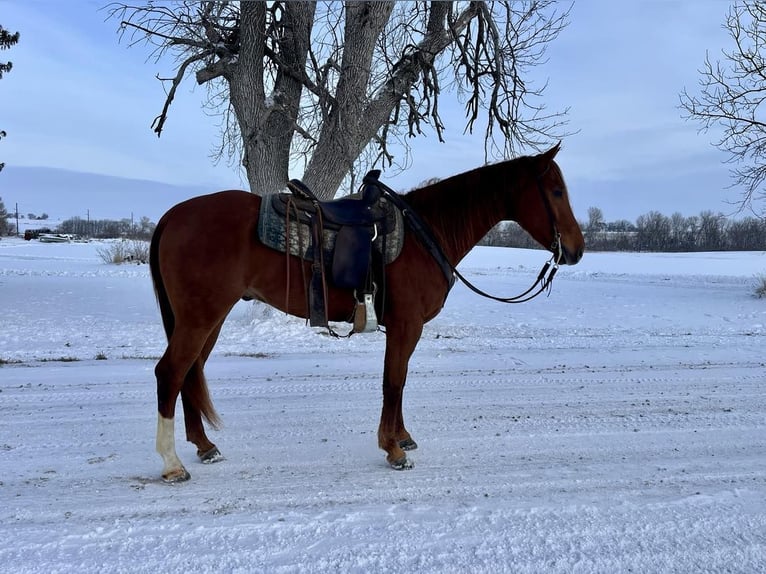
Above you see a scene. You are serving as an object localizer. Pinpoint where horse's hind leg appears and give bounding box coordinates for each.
[155,326,211,482]
[182,320,225,464]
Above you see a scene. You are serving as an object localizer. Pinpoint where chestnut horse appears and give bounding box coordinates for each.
[150,144,584,482]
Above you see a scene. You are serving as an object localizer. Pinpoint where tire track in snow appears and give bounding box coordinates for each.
[1,357,765,573]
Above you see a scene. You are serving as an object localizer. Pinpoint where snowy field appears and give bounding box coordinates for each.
[1,237,765,573]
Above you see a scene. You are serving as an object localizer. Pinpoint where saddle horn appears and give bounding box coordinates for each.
[362,170,382,204]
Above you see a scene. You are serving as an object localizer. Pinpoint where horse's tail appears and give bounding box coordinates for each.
[149,219,174,341]
[150,218,221,429]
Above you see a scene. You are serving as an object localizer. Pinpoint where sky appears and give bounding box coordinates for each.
[0,1,747,222]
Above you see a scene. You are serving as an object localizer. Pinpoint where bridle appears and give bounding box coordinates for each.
[379,164,564,305]
[450,165,563,304]
[535,163,564,265]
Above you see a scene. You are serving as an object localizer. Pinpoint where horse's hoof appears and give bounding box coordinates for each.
[162,467,191,483]
[198,446,224,464]
[399,438,418,451]
[389,456,414,470]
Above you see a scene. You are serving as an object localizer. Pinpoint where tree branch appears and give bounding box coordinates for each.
[151,51,209,137]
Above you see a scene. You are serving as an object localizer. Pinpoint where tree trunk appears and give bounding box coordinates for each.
[301,2,468,200]
[302,2,394,199]
[229,3,316,196]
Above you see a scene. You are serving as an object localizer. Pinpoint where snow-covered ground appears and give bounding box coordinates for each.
[1,237,765,573]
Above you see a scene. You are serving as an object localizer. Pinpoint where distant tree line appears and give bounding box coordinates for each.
[482,206,766,252]
[4,196,765,251]
[56,216,155,240]
[0,196,156,239]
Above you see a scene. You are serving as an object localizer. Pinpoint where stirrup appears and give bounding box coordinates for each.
[353,290,378,333]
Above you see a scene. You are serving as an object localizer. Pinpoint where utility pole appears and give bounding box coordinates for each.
[15,203,19,237]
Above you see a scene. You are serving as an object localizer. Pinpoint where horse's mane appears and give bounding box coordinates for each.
[400,155,534,256]
[413,177,442,189]
[404,155,533,203]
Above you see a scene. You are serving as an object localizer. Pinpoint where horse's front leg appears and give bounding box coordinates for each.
[378,321,423,469]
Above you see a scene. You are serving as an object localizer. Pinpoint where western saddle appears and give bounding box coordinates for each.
[276,170,390,334]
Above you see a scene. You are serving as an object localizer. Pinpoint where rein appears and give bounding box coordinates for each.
[451,170,563,303]
[378,169,563,305]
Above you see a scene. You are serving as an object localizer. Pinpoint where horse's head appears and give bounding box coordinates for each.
[510,143,584,265]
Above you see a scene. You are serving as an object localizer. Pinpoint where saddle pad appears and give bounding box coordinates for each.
[257,192,404,264]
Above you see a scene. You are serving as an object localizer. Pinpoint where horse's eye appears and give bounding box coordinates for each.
[552,189,564,199]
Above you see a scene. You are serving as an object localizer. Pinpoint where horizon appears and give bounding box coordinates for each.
[2,165,762,241]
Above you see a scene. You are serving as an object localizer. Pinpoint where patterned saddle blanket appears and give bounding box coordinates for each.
[257,189,404,270]
[257,176,405,330]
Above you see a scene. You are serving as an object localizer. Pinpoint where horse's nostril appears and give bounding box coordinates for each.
[563,245,584,265]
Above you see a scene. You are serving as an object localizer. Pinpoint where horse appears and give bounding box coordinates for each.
[149,143,584,482]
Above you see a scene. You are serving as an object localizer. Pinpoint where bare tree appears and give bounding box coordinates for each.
[0,196,10,236]
[584,206,605,249]
[670,212,690,251]
[697,210,727,251]
[109,1,570,199]
[586,206,604,231]
[680,1,766,214]
[636,211,671,252]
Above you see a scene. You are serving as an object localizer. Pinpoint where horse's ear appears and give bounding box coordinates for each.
[542,141,562,161]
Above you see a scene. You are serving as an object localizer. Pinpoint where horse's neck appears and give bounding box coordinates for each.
[409,165,513,264]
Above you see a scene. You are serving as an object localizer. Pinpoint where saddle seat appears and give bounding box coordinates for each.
[284,173,385,227]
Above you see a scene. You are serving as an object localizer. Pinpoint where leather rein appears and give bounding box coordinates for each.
[378,167,563,305]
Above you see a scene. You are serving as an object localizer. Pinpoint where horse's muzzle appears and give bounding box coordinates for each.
[561,244,584,265]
